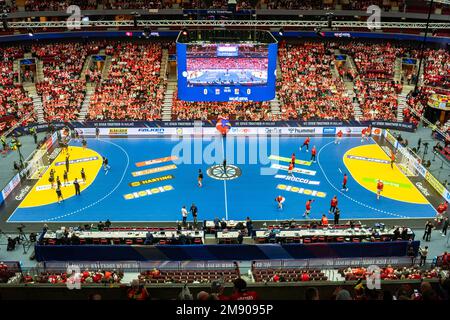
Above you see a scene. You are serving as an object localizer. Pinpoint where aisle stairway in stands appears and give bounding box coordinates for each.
[160,49,169,81]
[342,52,363,121]
[13,58,21,85]
[344,81,362,121]
[163,79,176,121]
[78,54,98,121]
[270,57,283,118]
[101,54,112,80]
[36,59,44,83]
[394,57,402,83]
[78,83,96,121]
[80,55,93,81]
[343,55,363,120]
[396,84,415,122]
[23,82,45,123]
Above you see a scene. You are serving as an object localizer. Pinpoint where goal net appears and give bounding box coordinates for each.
[383,130,421,177]
[25,148,50,180]
[396,148,421,177]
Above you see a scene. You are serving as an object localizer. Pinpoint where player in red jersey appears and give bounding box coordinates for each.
[311,145,317,162]
[390,149,396,169]
[342,173,349,191]
[329,195,338,214]
[300,137,310,152]
[335,130,343,144]
[361,128,367,143]
[288,162,294,176]
[303,199,314,218]
[275,195,285,209]
[376,180,384,200]
[291,153,296,166]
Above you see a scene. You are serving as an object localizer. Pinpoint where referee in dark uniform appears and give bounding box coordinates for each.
[74,178,81,196]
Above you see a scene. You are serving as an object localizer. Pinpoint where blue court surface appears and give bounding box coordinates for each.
[188,70,267,85]
[8,136,437,223]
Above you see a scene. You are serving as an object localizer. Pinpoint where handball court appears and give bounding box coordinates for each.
[2,134,441,223]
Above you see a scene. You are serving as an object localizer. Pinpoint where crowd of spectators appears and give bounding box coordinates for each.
[87,42,165,121]
[1,46,36,132]
[253,268,328,283]
[354,79,401,121]
[33,43,95,122]
[340,265,443,281]
[187,58,268,72]
[277,42,354,121]
[3,0,448,12]
[423,49,450,89]
[24,0,97,11]
[171,93,275,121]
[341,42,404,80]
[21,269,123,284]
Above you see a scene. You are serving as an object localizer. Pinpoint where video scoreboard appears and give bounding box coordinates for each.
[177,35,277,102]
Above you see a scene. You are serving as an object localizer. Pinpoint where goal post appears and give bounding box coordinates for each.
[382,129,421,177]
[25,148,50,180]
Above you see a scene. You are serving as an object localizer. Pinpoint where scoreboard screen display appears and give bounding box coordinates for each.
[177,42,277,102]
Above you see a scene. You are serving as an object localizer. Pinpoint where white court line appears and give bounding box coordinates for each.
[43,138,130,222]
[221,137,229,221]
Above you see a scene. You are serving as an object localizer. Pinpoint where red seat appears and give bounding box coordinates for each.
[79,239,86,245]
[303,238,311,244]
[125,239,133,245]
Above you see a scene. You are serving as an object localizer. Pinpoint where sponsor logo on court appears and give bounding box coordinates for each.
[123,185,174,200]
[136,156,178,168]
[36,180,86,191]
[15,185,31,201]
[269,155,312,166]
[270,163,316,176]
[415,182,431,197]
[132,164,177,177]
[346,155,390,164]
[129,175,175,187]
[274,174,320,186]
[362,177,410,189]
[276,184,326,198]
[109,128,128,135]
[55,156,99,166]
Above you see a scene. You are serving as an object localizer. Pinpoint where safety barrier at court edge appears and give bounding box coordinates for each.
[0,130,60,206]
[74,126,375,137]
[383,129,450,203]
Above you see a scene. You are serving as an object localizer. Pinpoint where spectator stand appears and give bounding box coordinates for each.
[0,261,22,284]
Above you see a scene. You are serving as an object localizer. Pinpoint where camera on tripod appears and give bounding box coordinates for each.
[17,224,26,233]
